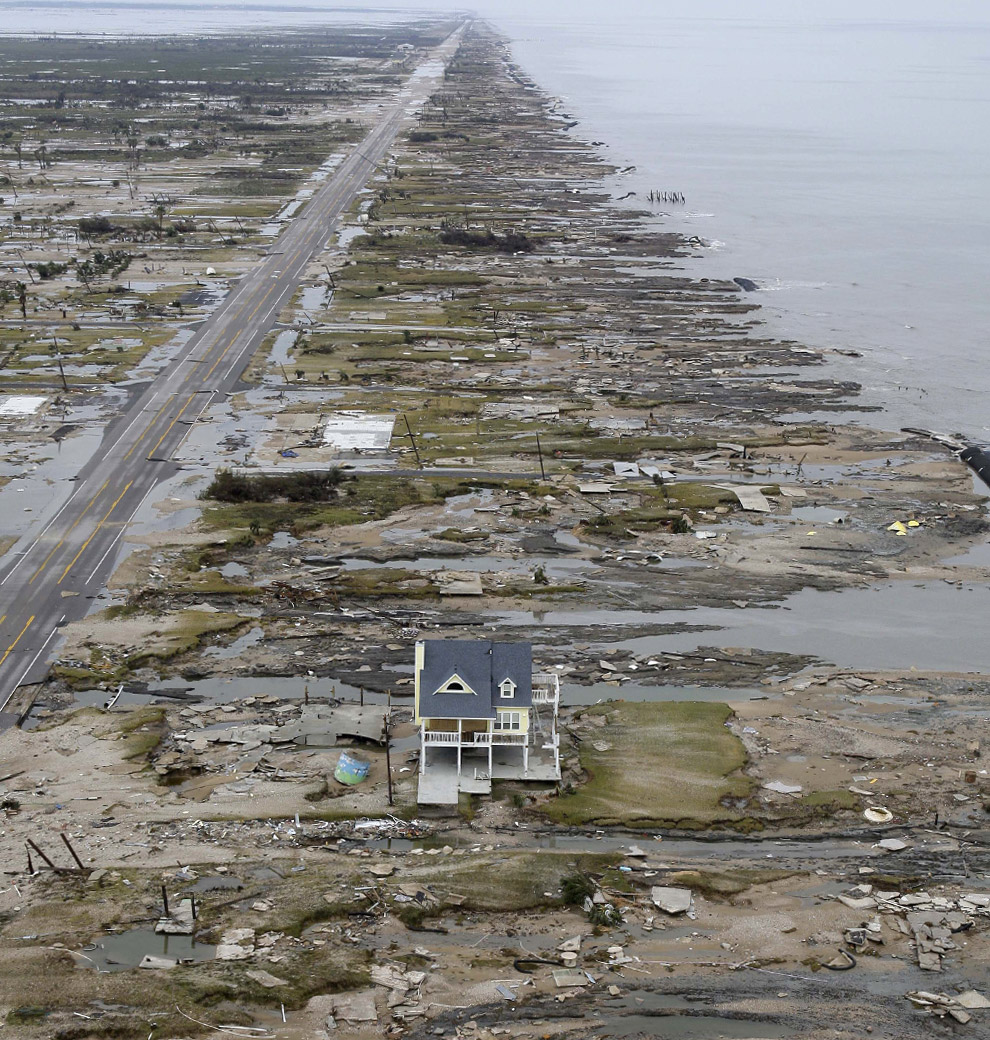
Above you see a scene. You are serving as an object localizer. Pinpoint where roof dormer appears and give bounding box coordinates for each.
[435,673,476,695]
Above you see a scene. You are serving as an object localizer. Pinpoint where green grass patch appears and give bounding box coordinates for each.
[799,788,861,812]
[335,566,437,601]
[582,506,688,540]
[123,609,249,668]
[434,527,488,543]
[112,706,167,761]
[664,868,800,900]
[199,474,479,536]
[399,850,620,913]
[544,701,755,829]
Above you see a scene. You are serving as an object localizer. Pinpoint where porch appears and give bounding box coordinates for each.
[416,744,561,806]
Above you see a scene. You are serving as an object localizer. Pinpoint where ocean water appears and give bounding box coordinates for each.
[4,0,990,438]
[495,1,990,437]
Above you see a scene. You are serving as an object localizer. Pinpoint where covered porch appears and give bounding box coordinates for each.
[419,720,530,776]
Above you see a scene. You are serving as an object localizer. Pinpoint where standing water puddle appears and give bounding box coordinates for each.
[84,929,215,971]
[944,539,990,567]
[595,995,790,1039]
[205,626,263,659]
[270,329,297,367]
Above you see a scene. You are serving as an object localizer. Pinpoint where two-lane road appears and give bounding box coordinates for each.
[0,26,466,720]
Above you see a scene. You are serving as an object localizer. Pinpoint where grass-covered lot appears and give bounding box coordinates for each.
[545,701,755,829]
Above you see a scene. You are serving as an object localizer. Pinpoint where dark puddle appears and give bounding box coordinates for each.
[84,929,215,971]
[596,1007,790,1039]
[944,539,990,568]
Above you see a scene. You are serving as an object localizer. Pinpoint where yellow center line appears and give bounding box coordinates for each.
[57,482,133,585]
[28,479,110,584]
[0,614,6,627]
[120,296,253,455]
[0,615,35,669]
[146,395,197,461]
[204,281,281,382]
[122,396,175,461]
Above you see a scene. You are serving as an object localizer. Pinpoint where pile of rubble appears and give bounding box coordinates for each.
[905,989,990,1026]
[832,885,989,971]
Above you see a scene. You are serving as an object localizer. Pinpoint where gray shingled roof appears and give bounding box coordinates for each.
[418,639,532,719]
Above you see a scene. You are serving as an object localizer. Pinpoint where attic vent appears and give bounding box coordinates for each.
[436,673,475,695]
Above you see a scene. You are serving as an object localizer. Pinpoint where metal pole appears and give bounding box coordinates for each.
[402,414,421,467]
[536,433,546,481]
[53,337,68,392]
[60,832,85,870]
[26,838,57,872]
[161,884,170,916]
[384,710,394,807]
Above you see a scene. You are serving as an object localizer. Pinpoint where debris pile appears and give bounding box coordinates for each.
[905,989,990,1025]
[831,885,989,971]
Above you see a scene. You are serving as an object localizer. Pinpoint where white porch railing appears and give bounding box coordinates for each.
[532,673,560,706]
[485,732,527,746]
[422,731,460,745]
[423,730,527,747]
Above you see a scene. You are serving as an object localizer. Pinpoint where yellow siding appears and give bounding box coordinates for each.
[414,641,425,724]
[496,707,529,734]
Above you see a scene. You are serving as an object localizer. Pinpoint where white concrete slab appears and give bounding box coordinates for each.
[0,395,46,417]
[417,770,463,805]
[322,412,395,451]
[717,483,773,513]
[435,573,483,596]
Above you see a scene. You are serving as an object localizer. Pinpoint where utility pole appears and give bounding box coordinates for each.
[52,336,68,392]
[402,414,421,467]
[384,699,394,807]
[535,432,546,481]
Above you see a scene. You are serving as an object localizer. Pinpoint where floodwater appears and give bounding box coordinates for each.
[592,1003,790,1040]
[0,424,105,539]
[497,580,990,673]
[339,554,596,578]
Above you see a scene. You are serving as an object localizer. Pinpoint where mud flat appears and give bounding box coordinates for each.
[1,18,989,1040]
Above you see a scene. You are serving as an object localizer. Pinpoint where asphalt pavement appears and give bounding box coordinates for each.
[0,26,466,719]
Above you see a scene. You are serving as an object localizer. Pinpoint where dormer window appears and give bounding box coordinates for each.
[499,678,516,700]
[436,673,475,695]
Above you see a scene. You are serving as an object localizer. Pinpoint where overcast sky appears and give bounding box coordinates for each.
[27,0,990,27]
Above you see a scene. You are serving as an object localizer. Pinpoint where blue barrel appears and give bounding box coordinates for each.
[334,750,370,785]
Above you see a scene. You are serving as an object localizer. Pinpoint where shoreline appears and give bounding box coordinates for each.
[0,17,988,1040]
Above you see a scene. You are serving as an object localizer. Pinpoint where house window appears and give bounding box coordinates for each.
[495,710,521,731]
[436,673,474,695]
[499,679,516,700]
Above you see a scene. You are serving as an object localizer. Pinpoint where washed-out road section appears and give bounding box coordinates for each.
[0,25,467,721]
